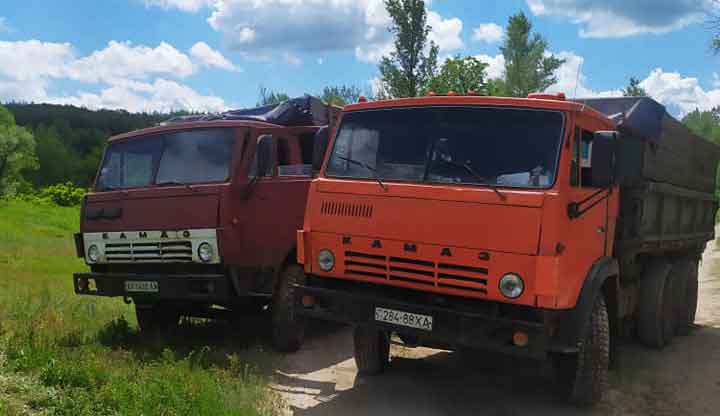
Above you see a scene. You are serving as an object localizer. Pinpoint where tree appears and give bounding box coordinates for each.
[623,77,648,97]
[0,105,37,195]
[377,0,438,98]
[322,85,362,106]
[501,12,564,98]
[257,87,290,106]
[682,108,720,144]
[426,55,489,95]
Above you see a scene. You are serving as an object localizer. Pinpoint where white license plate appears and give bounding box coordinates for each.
[124,281,159,293]
[375,307,433,331]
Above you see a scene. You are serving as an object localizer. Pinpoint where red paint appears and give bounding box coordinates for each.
[300,95,620,309]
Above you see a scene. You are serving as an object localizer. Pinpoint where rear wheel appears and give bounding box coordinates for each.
[553,295,610,406]
[135,302,180,333]
[677,259,699,336]
[272,264,306,353]
[353,326,390,376]
[637,261,674,348]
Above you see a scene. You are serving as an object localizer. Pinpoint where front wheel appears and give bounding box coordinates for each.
[353,326,390,375]
[553,296,610,406]
[271,264,306,352]
[135,302,180,333]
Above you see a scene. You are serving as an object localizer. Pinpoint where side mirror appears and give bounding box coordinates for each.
[256,135,275,177]
[312,127,330,172]
[591,131,619,188]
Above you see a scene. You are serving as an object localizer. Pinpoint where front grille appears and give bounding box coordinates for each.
[321,201,373,218]
[104,241,193,262]
[344,251,488,294]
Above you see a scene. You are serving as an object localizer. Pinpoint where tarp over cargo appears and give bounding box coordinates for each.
[163,95,340,127]
[574,97,720,193]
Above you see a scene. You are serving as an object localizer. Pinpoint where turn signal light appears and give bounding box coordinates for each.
[513,331,529,347]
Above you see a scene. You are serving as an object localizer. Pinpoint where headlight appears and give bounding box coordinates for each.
[88,244,100,263]
[317,249,335,272]
[87,244,100,263]
[198,242,214,262]
[499,273,524,299]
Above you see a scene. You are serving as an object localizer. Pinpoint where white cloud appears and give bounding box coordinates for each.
[355,42,394,63]
[64,41,195,83]
[189,41,240,71]
[50,79,227,113]
[475,54,505,80]
[526,0,717,38]
[472,23,503,43]
[427,11,464,51]
[144,0,213,13]
[640,68,720,117]
[0,17,10,32]
[0,39,226,113]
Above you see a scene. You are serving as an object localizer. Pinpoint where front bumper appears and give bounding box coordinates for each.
[73,272,231,301]
[295,283,558,359]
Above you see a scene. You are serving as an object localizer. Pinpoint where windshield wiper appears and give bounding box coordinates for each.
[438,159,506,200]
[337,156,388,191]
[155,181,194,191]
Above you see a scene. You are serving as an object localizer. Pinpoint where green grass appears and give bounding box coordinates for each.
[0,200,279,415]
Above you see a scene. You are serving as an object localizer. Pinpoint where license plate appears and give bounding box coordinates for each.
[375,307,433,331]
[124,281,159,293]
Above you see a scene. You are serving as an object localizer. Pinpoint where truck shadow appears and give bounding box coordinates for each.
[275,325,720,416]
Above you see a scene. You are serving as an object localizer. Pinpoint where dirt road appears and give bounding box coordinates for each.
[274,240,720,415]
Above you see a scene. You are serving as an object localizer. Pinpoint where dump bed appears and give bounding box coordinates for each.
[577,97,720,255]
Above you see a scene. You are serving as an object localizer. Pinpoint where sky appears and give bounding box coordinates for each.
[0,0,719,118]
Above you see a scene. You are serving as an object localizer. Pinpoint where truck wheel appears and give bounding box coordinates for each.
[637,261,674,348]
[135,303,180,333]
[677,260,699,336]
[353,325,390,375]
[553,295,609,406]
[272,264,306,353]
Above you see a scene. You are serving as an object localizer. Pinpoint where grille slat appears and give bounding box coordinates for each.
[342,249,489,297]
[102,240,194,263]
[321,201,373,218]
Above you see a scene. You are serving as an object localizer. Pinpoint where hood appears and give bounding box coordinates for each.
[310,180,545,256]
[81,185,223,233]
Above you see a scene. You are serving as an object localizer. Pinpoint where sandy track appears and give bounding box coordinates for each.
[274,241,720,415]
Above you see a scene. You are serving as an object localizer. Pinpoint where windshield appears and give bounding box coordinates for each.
[96,128,235,190]
[325,107,565,189]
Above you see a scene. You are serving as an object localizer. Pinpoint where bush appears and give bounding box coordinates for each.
[38,182,86,206]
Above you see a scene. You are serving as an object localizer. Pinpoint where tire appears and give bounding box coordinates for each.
[272,264,306,353]
[677,260,699,336]
[353,325,390,376]
[553,296,610,406]
[637,261,674,348]
[135,303,180,333]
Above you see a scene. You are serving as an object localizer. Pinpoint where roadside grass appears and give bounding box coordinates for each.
[0,199,280,415]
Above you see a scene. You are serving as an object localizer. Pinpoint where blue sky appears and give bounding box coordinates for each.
[0,0,718,117]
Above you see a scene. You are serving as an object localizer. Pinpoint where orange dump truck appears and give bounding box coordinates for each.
[293,94,720,404]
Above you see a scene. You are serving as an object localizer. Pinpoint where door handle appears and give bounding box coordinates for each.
[597,226,606,233]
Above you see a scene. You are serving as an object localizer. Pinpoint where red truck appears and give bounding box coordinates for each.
[73,97,338,351]
[295,94,720,404]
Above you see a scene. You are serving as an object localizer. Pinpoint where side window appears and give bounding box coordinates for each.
[248,135,276,178]
[570,128,596,188]
[277,135,313,177]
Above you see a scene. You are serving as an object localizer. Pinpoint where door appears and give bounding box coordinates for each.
[234,130,316,270]
[559,119,612,307]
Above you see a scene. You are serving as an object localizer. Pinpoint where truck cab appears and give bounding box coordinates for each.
[73,97,338,351]
[295,94,719,404]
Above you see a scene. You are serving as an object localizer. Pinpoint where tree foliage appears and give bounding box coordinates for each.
[623,77,648,97]
[683,108,720,144]
[377,0,438,98]
[0,105,38,195]
[501,12,564,98]
[426,55,489,95]
[322,85,362,106]
[257,87,290,106]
